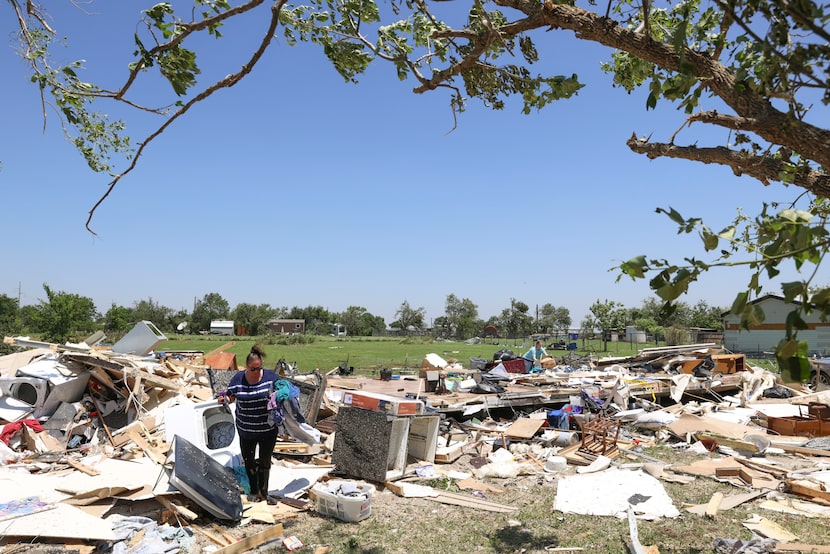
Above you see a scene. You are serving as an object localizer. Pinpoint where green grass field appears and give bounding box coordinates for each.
[159,334,776,374]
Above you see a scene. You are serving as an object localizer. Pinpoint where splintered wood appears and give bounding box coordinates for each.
[577,417,621,459]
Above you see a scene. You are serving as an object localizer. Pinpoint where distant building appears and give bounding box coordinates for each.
[722,294,830,354]
[330,323,346,337]
[267,319,305,334]
[688,327,724,345]
[210,320,235,336]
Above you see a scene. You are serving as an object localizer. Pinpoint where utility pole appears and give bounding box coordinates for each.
[535,304,539,333]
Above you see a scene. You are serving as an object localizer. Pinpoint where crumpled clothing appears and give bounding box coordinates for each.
[713,535,776,554]
[108,514,194,554]
[273,378,299,402]
[281,399,320,445]
[0,419,43,445]
[266,393,285,427]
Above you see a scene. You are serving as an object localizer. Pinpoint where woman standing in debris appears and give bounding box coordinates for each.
[222,344,279,504]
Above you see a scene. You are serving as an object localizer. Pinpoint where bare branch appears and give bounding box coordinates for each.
[626,134,830,198]
[687,110,762,132]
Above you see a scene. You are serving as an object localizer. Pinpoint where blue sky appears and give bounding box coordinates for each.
[0,1,812,328]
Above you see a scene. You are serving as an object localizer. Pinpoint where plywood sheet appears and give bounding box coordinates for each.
[504,418,545,439]
[668,414,763,440]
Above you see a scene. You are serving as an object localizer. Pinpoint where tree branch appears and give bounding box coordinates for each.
[626,134,830,197]
[85,0,286,233]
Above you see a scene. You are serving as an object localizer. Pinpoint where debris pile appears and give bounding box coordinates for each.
[2,329,830,552]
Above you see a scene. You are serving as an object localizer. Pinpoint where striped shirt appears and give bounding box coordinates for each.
[227,369,279,439]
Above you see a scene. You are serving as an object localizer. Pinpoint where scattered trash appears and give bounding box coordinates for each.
[312,479,374,522]
[2,335,830,551]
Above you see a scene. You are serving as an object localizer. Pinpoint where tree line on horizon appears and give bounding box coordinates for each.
[0,285,725,349]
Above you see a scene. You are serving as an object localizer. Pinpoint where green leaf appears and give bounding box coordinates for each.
[780,281,805,303]
[701,229,718,251]
[656,207,686,226]
[620,256,647,279]
[731,292,748,315]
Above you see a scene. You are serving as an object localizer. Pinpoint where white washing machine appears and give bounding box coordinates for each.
[164,399,241,468]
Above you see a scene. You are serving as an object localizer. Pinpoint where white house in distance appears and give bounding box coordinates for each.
[209,320,235,336]
[723,294,830,354]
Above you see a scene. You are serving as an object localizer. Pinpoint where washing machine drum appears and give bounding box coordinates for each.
[207,422,236,449]
[13,381,42,405]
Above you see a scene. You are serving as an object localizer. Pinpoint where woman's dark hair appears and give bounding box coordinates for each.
[246,344,267,365]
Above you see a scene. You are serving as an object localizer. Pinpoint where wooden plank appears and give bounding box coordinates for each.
[704,492,724,518]
[156,495,199,521]
[127,430,167,465]
[384,481,405,497]
[65,458,100,476]
[120,366,181,391]
[784,481,830,503]
[504,418,545,439]
[694,432,759,454]
[194,524,232,547]
[429,491,517,513]
[273,443,309,452]
[211,523,237,544]
[214,523,284,554]
[771,442,830,457]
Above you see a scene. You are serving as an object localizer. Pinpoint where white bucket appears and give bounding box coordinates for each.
[544,455,568,473]
[313,480,375,522]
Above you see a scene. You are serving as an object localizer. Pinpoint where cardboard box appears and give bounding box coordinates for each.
[341,390,423,416]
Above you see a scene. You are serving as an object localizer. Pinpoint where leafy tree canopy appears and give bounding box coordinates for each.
[496,298,533,339]
[191,292,230,331]
[35,284,99,343]
[9,0,830,358]
[444,294,479,340]
[103,303,135,336]
[338,305,386,336]
[538,304,572,336]
[586,298,628,351]
[231,302,278,336]
[393,300,426,334]
[132,298,177,332]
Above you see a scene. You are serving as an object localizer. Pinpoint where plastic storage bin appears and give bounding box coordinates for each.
[312,480,375,522]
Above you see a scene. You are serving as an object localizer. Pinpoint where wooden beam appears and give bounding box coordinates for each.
[771,442,830,457]
[213,523,284,554]
[156,495,199,521]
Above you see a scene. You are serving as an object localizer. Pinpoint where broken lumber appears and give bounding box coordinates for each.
[64,458,99,476]
[771,442,830,457]
[705,492,724,518]
[156,495,198,521]
[387,480,517,513]
[213,523,284,554]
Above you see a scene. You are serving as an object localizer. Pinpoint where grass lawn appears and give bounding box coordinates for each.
[159,335,673,374]
[159,334,778,375]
